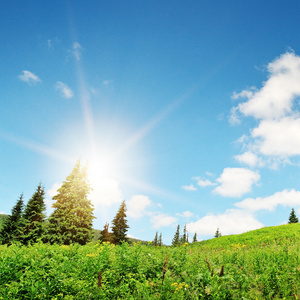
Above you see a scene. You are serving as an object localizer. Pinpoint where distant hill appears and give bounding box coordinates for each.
[198,223,300,249]
[0,214,9,229]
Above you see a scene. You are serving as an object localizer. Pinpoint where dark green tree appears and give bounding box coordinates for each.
[192,232,197,243]
[172,225,180,246]
[158,233,162,246]
[152,231,158,246]
[214,227,222,238]
[22,185,46,245]
[180,224,188,244]
[99,222,112,243]
[111,200,129,245]
[46,160,95,245]
[288,208,299,224]
[0,194,24,244]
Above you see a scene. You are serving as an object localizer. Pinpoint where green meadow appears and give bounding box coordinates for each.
[1,224,300,299]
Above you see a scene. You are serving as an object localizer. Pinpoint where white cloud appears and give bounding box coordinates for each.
[233,52,300,120]
[19,70,41,85]
[176,211,194,218]
[181,184,197,191]
[55,81,74,99]
[72,42,82,61]
[235,151,263,167]
[197,179,216,187]
[251,116,300,156]
[235,189,300,212]
[214,168,260,198]
[186,209,263,237]
[103,80,113,86]
[150,213,177,229]
[231,88,255,100]
[127,195,152,219]
[0,211,6,214]
[47,182,61,198]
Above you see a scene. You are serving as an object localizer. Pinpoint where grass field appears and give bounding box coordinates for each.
[1,223,300,299]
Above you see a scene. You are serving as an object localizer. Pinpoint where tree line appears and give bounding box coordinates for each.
[0,160,129,246]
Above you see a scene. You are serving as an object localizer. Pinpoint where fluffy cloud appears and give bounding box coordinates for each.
[150,213,177,229]
[213,168,260,198]
[186,209,263,237]
[196,179,216,187]
[235,151,263,167]
[233,52,300,120]
[235,189,300,212]
[127,195,152,219]
[181,184,197,191]
[19,70,41,85]
[55,81,74,99]
[176,211,194,218]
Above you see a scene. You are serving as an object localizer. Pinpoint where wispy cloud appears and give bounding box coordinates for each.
[55,81,74,99]
[181,184,197,191]
[19,70,41,85]
[213,168,260,198]
[176,211,194,218]
[72,42,82,61]
[150,213,177,229]
[127,195,152,219]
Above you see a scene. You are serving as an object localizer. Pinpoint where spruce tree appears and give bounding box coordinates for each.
[0,194,24,244]
[214,227,222,238]
[22,185,46,245]
[181,224,188,244]
[99,223,112,243]
[192,232,197,243]
[172,225,180,246]
[288,208,299,224]
[47,160,95,245]
[111,200,129,245]
[152,231,158,246]
[158,233,162,246]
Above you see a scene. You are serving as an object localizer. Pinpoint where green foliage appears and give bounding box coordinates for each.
[46,160,95,245]
[22,185,46,245]
[1,224,300,299]
[172,225,180,246]
[214,227,222,238]
[99,223,112,243]
[0,194,24,245]
[0,214,9,230]
[111,200,129,245]
[192,232,197,243]
[288,208,299,224]
[152,231,158,246]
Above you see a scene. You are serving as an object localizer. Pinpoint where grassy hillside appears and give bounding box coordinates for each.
[1,224,300,299]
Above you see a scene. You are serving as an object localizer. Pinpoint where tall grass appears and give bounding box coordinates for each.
[1,224,300,299]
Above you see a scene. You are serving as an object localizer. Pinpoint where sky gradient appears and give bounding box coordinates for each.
[2,1,300,244]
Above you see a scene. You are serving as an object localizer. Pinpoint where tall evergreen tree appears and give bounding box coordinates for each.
[46,160,95,245]
[158,233,162,246]
[111,200,129,245]
[152,231,158,246]
[192,232,197,243]
[288,208,299,224]
[22,185,46,245]
[180,224,188,244]
[0,194,24,244]
[99,223,112,243]
[172,225,180,246]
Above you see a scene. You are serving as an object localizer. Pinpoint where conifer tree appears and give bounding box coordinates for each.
[99,223,112,243]
[111,200,129,245]
[180,224,188,244]
[172,225,180,246]
[46,160,95,245]
[0,194,24,244]
[192,232,197,243]
[152,231,158,246]
[158,233,162,246]
[22,185,46,245]
[288,208,299,224]
[214,227,222,238]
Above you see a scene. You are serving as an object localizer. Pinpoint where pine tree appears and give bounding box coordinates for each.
[158,233,162,246]
[152,231,158,246]
[47,160,95,245]
[0,194,24,244]
[111,200,129,245]
[99,223,112,243]
[192,232,197,243]
[181,224,188,244]
[22,185,46,245]
[172,225,180,246]
[214,227,222,238]
[288,208,299,224]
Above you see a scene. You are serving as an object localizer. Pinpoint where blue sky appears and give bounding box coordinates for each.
[2,1,300,244]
